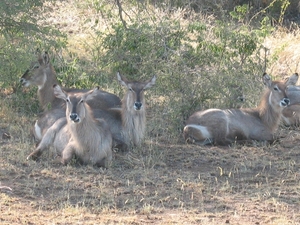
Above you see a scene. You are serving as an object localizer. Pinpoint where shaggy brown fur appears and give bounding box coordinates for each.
[27,73,156,160]
[117,72,156,147]
[27,85,113,168]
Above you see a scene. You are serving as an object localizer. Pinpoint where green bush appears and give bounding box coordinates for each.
[0,0,289,140]
[0,0,67,115]
[83,1,275,137]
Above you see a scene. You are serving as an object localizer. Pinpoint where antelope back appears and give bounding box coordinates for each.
[20,51,56,88]
[282,83,300,126]
[286,85,300,105]
[285,73,300,105]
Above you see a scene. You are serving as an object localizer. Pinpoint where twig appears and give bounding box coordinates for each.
[0,186,13,192]
[115,0,127,29]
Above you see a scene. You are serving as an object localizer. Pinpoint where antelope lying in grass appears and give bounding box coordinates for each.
[116,72,156,147]
[20,51,121,111]
[281,73,300,126]
[20,51,121,142]
[35,72,156,149]
[183,73,290,146]
[27,73,156,161]
[28,85,113,167]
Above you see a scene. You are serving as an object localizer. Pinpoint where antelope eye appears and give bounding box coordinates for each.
[66,98,70,103]
[79,99,84,104]
[129,87,133,91]
[273,86,279,91]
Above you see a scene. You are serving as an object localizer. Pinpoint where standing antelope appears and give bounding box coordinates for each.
[183,73,290,145]
[281,73,300,126]
[20,51,121,111]
[27,73,156,161]
[28,85,113,167]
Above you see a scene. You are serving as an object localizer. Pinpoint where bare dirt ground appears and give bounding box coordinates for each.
[1,122,300,224]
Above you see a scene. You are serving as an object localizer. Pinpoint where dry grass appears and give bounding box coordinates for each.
[264,28,300,79]
[1,91,300,224]
[1,0,300,224]
[1,125,300,224]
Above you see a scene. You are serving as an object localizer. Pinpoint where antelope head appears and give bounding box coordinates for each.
[20,51,51,89]
[53,84,99,123]
[262,73,290,108]
[117,72,156,111]
[263,73,290,108]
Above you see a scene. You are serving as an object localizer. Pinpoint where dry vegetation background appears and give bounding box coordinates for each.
[1,0,300,224]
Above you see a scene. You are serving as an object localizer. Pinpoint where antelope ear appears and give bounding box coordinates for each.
[35,48,41,56]
[37,51,50,66]
[37,52,43,65]
[284,73,299,86]
[117,72,128,87]
[53,84,67,100]
[84,87,100,102]
[42,52,50,65]
[262,73,272,87]
[144,75,156,89]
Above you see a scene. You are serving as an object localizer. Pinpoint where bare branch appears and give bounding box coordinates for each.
[115,0,127,29]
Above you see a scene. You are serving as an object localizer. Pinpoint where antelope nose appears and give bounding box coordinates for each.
[20,70,29,83]
[70,113,79,122]
[284,98,290,106]
[281,98,290,107]
[134,102,142,110]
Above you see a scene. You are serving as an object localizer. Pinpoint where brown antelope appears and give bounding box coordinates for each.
[20,51,121,111]
[116,72,156,147]
[28,85,113,167]
[21,51,121,142]
[27,73,156,160]
[281,73,300,126]
[183,73,290,146]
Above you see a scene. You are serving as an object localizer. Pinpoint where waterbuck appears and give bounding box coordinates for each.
[21,51,121,142]
[183,73,290,146]
[116,72,156,147]
[20,51,121,111]
[281,73,300,126]
[28,72,156,160]
[28,85,113,167]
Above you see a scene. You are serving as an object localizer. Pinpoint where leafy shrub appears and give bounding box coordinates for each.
[0,0,66,115]
[83,2,275,137]
[0,0,288,141]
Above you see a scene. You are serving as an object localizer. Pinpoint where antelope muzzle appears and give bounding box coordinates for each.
[70,113,80,123]
[280,98,290,107]
[20,70,29,86]
[134,102,143,110]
